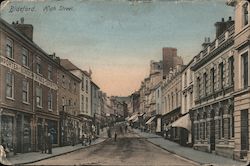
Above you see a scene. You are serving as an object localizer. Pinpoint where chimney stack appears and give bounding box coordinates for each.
[12,18,33,41]
[214,17,234,38]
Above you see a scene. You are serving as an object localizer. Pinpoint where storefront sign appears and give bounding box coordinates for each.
[0,56,58,90]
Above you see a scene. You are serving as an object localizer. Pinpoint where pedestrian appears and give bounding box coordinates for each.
[47,133,52,154]
[88,134,92,145]
[125,125,128,133]
[81,134,85,146]
[114,131,117,142]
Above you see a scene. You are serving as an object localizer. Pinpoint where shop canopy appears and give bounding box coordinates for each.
[132,117,139,123]
[145,116,156,125]
[128,114,138,121]
[171,114,191,132]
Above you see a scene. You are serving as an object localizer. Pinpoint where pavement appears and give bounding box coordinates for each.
[133,129,247,166]
[7,128,108,165]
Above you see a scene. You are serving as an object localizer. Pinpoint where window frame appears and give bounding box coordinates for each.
[36,86,43,108]
[48,90,53,111]
[22,47,29,67]
[22,79,29,103]
[6,72,14,99]
[6,38,14,60]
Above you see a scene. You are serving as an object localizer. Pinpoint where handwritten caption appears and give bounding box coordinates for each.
[9,5,73,13]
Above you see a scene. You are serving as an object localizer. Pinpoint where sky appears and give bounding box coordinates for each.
[0,0,234,96]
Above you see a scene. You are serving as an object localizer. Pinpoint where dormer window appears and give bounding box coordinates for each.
[243,2,248,27]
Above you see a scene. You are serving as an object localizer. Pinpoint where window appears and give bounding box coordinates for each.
[196,77,200,99]
[219,63,224,89]
[48,65,52,80]
[228,107,234,139]
[86,97,88,113]
[190,71,193,83]
[184,95,187,112]
[48,91,53,110]
[62,97,66,111]
[242,52,248,89]
[62,75,65,88]
[81,95,84,112]
[243,2,249,27]
[184,72,187,87]
[203,72,207,96]
[22,48,28,67]
[22,79,29,103]
[6,72,14,99]
[36,57,42,75]
[228,57,234,86]
[219,109,224,139]
[190,92,193,107]
[36,87,42,107]
[82,76,84,90]
[68,80,71,91]
[6,38,13,59]
[86,79,88,93]
[176,90,178,107]
[210,68,215,92]
[73,82,77,93]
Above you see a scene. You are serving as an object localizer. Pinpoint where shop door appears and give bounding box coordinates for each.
[241,110,249,152]
[16,114,22,153]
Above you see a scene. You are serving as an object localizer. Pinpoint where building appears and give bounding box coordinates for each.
[57,63,81,146]
[190,17,235,158]
[227,0,250,160]
[91,81,101,135]
[180,58,195,144]
[162,47,183,79]
[0,18,60,153]
[161,65,185,144]
[60,59,93,136]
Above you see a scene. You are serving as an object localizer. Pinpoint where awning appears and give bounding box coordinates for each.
[128,114,138,121]
[132,117,139,123]
[171,114,191,132]
[145,116,155,125]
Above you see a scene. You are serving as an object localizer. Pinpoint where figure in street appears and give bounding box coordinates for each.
[88,134,92,145]
[47,133,52,154]
[114,131,117,142]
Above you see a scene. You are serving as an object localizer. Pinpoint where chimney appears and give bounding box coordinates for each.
[202,37,210,49]
[226,16,234,29]
[214,18,227,38]
[12,18,33,41]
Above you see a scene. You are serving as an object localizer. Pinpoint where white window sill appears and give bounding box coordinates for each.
[22,101,30,105]
[6,97,14,101]
[37,105,43,109]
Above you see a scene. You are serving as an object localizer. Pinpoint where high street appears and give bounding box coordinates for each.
[30,130,198,166]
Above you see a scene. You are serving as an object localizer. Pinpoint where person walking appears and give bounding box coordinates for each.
[81,134,85,146]
[114,131,117,142]
[88,134,92,145]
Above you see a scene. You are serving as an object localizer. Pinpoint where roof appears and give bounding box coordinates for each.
[0,18,60,66]
[60,59,91,77]
[91,81,100,89]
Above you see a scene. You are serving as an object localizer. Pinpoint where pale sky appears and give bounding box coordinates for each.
[0,0,234,96]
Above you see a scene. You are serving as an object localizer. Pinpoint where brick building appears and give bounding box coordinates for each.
[0,18,60,153]
[57,63,81,146]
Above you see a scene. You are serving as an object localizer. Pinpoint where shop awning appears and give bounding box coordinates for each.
[145,116,155,125]
[171,114,191,132]
[132,117,139,122]
[128,114,138,121]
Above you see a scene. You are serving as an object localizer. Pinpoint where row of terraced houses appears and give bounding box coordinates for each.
[127,0,250,161]
[0,17,127,155]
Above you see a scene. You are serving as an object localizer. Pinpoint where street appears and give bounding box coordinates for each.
[30,130,198,166]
